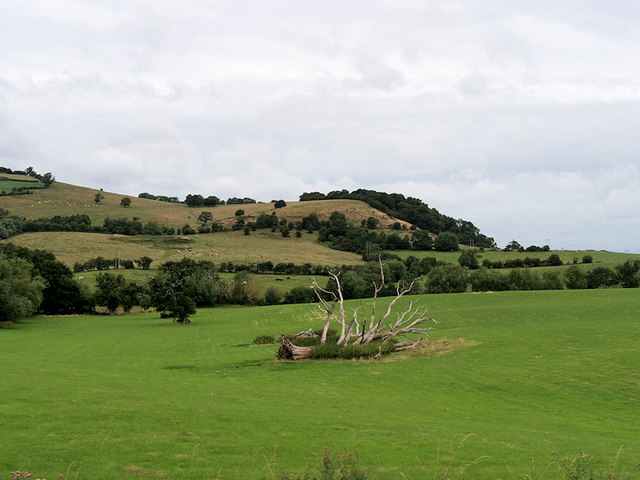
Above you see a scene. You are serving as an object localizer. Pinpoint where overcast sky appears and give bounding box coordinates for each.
[1,1,639,252]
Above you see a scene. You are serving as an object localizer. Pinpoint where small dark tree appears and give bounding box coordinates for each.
[136,256,153,270]
[411,230,433,251]
[94,192,104,204]
[458,249,480,270]
[120,197,131,208]
[503,240,524,252]
[434,232,459,252]
[94,273,139,314]
[274,199,287,208]
[235,209,245,216]
[615,259,640,288]
[197,211,213,224]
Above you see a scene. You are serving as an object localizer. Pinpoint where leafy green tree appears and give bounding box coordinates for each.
[469,268,507,292]
[120,197,131,208]
[274,199,287,208]
[503,240,523,252]
[0,254,44,322]
[564,266,587,289]
[458,249,480,269]
[42,172,54,187]
[434,232,459,252]
[145,259,199,323]
[235,209,245,216]
[94,192,104,203]
[615,259,640,288]
[264,286,283,305]
[424,264,468,293]
[586,267,617,289]
[547,253,563,266]
[136,256,153,270]
[197,211,213,224]
[94,273,139,314]
[411,230,433,251]
[365,216,379,229]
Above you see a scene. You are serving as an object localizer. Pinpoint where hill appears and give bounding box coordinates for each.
[0,181,409,230]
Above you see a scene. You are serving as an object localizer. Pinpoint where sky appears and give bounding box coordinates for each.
[1,0,639,252]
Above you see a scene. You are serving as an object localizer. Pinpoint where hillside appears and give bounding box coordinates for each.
[0,181,409,230]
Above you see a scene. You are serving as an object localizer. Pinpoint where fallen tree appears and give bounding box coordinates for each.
[278,260,438,360]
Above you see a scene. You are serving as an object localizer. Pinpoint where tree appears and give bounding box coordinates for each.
[120,197,131,208]
[278,260,438,360]
[564,266,587,289]
[0,254,44,322]
[197,211,213,224]
[235,209,245,216]
[615,259,640,288]
[145,261,197,323]
[264,286,283,305]
[94,192,104,203]
[411,230,433,251]
[274,199,287,208]
[365,216,379,229]
[458,249,480,269]
[424,264,468,293]
[42,172,54,187]
[434,232,459,252]
[136,256,153,270]
[94,272,139,314]
[503,240,523,252]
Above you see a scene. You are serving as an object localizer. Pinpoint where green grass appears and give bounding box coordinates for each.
[1,289,638,479]
[389,248,640,275]
[6,230,364,268]
[0,179,45,193]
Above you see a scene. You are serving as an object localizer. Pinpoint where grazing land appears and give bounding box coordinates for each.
[6,230,363,267]
[0,181,405,229]
[2,289,638,479]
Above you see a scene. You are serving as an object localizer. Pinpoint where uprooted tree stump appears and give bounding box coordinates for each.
[277,259,438,360]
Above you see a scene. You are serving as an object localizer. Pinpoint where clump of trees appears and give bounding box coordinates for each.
[299,188,495,248]
[0,243,93,321]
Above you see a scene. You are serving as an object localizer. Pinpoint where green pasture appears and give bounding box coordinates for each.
[2,289,638,479]
[5,230,364,268]
[0,179,44,193]
[388,248,639,271]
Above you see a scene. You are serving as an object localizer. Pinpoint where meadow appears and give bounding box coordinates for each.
[2,289,638,479]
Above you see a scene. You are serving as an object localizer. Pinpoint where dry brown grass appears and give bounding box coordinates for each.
[0,182,408,229]
[4,230,365,267]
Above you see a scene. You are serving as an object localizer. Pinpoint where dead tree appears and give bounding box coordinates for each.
[279,260,438,359]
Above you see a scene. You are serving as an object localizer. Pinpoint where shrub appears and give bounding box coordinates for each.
[582,255,593,264]
[425,264,468,293]
[307,341,395,360]
[264,286,283,305]
[252,335,275,345]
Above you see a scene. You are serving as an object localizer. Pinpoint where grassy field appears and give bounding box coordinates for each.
[388,248,640,272]
[1,289,638,479]
[5,230,364,267]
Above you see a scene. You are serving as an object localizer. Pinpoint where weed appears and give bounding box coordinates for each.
[281,447,368,480]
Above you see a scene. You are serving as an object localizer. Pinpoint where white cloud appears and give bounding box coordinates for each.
[1,0,639,252]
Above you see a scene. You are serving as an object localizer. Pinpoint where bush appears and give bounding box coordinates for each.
[252,335,275,345]
[425,264,468,293]
[307,341,395,360]
[582,255,593,264]
[264,286,282,305]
